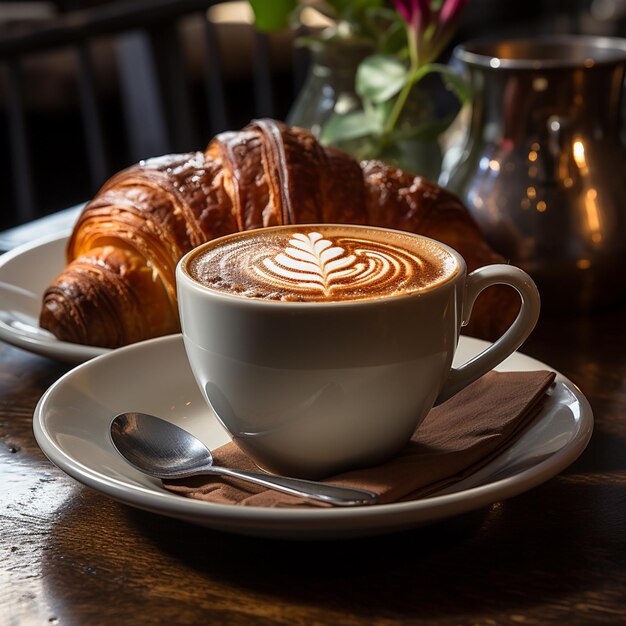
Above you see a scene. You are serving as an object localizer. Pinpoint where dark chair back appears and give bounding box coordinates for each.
[0,0,304,228]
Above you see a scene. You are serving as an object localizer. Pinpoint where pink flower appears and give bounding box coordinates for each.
[392,0,468,33]
[391,0,431,31]
[391,0,469,64]
[439,0,470,26]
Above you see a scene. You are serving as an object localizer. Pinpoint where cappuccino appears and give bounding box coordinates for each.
[177,223,540,477]
[186,225,458,302]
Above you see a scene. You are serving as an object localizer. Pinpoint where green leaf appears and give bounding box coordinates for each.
[362,97,393,131]
[248,0,297,32]
[320,111,379,144]
[356,54,408,103]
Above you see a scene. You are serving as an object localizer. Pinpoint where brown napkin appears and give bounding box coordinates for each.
[163,370,556,507]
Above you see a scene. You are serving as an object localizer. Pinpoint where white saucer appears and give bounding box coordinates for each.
[0,232,108,363]
[33,334,593,540]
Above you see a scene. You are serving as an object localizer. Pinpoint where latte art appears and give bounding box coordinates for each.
[187,225,459,302]
[256,232,426,298]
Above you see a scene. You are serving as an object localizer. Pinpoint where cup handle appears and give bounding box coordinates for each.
[435,264,540,405]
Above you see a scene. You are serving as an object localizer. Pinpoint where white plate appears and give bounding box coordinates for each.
[0,203,83,252]
[33,334,593,540]
[0,232,108,363]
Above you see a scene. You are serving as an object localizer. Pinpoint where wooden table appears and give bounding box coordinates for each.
[2,304,625,625]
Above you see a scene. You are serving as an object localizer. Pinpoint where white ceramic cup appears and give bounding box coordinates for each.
[176,225,540,479]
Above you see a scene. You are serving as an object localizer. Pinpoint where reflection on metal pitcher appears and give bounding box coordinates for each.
[443,36,626,312]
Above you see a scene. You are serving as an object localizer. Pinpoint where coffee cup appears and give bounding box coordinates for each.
[176,224,540,478]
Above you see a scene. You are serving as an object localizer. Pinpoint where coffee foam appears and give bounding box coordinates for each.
[187,226,459,302]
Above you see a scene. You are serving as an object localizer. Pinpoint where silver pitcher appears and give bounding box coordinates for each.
[443,36,626,313]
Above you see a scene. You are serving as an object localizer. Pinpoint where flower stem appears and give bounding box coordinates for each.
[380,66,431,148]
[379,25,424,150]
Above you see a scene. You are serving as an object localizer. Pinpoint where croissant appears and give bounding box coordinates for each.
[40,119,518,348]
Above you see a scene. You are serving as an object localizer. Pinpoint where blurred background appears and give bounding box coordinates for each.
[1,0,625,230]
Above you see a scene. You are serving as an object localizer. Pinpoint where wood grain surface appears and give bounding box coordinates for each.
[1,308,625,626]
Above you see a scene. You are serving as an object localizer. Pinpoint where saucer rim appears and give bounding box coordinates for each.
[32,334,594,538]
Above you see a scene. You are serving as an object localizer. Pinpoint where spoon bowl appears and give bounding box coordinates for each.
[110,412,378,506]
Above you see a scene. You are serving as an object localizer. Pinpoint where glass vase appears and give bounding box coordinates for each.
[288,38,444,180]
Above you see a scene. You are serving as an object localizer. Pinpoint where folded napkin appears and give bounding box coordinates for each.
[163,370,555,507]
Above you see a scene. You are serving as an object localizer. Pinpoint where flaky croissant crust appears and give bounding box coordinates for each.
[40,119,518,348]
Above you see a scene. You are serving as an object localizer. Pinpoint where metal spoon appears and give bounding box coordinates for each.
[110,412,378,507]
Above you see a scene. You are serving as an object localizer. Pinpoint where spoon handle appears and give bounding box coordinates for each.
[201,465,378,506]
